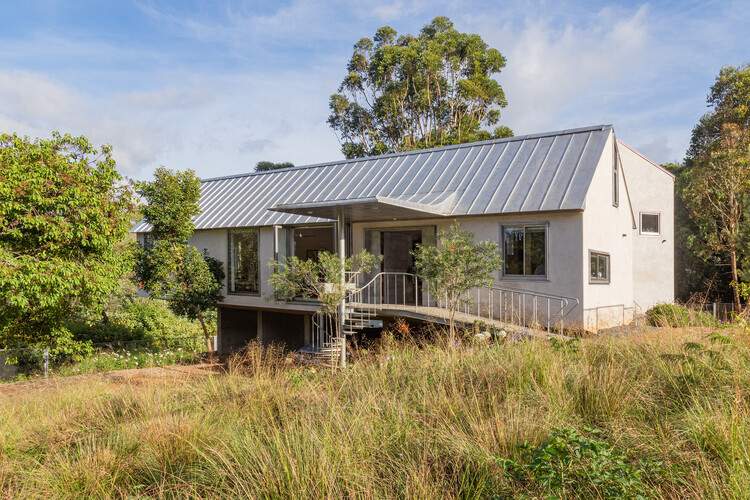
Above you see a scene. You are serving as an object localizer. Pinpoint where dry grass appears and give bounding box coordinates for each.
[1,327,749,498]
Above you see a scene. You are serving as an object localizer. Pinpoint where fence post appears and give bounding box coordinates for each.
[712,302,717,320]
[43,348,49,378]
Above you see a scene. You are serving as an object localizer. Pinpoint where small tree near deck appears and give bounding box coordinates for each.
[413,224,501,344]
[269,250,379,346]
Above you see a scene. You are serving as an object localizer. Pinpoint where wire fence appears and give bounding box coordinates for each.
[0,335,211,380]
[698,302,740,323]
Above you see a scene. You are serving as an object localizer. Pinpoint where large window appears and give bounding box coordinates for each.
[502,224,547,277]
[639,212,660,235]
[590,251,610,284]
[229,228,259,294]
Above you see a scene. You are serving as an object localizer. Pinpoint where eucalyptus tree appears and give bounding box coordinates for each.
[328,16,512,159]
[681,64,750,309]
[683,125,750,310]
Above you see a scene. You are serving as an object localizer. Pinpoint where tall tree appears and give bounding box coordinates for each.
[256,161,294,172]
[681,64,750,309]
[683,125,750,310]
[136,168,224,350]
[0,132,134,355]
[666,162,723,301]
[328,16,512,159]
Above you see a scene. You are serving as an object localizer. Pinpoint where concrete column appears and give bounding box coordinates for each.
[337,209,347,368]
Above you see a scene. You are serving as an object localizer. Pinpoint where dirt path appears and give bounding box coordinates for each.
[0,363,224,397]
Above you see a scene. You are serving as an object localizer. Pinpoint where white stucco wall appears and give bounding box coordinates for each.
[579,133,674,330]
[352,212,585,326]
[581,132,636,330]
[618,141,675,311]
[180,133,672,332]
[189,227,319,314]
[186,211,587,326]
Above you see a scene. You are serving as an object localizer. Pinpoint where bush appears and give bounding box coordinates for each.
[70,297,205,347]
[646,303,717,327]
[500,427,651,498]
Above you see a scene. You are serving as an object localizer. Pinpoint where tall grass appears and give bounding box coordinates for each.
[1,328,749,498]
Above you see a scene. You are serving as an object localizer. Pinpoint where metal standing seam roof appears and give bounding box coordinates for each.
[131,124,613,232]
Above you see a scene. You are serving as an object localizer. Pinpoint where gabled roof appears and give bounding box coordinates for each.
[131,124,612,232]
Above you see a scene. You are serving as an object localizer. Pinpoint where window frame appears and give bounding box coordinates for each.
[639,212,661,236]
[227,227,261,296]
[589,250,611,284]
[499,222,549,280]
[612,141,619,207]
[139,232,154,249]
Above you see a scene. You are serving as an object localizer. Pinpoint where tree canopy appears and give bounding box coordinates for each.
[0,132,135,352]
[688,64,750,161]
[138,167,201,244]
[678,64,750,307]
[328,16,512,159]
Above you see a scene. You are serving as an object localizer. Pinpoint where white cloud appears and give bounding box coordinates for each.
[463,5,652,133]
[2,0,746,178]
[0,68,342,179]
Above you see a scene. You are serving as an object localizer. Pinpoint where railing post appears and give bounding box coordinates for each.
[560,302,565,335]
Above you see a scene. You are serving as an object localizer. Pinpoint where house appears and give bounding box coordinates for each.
[132,124,674,357]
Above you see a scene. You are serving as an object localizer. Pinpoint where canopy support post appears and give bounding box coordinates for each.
[337,209,347,369]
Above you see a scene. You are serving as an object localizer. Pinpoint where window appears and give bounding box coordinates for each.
[139,232,154,249]
[612,151,619,207]
[590,251,610,284]
[640,212,660,235]
[502,225,546,277]
[229,228,259,294]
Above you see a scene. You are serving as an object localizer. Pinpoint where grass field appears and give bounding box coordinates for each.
[1,327,749,498]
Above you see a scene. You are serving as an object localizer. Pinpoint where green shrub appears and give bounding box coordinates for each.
[71,297,204,346]
[500,427,651,498]
[646,303,717,327]
[54,347,200,376]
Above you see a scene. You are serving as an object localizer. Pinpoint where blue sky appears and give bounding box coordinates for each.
[0,0,747,179]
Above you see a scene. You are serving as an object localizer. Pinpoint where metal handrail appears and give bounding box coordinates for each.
[347,271,580,335]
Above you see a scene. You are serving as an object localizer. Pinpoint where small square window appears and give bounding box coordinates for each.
[590,251,610,284]
[640,213,660,235]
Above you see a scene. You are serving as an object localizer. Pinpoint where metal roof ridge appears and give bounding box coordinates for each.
[200,124,614,183]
